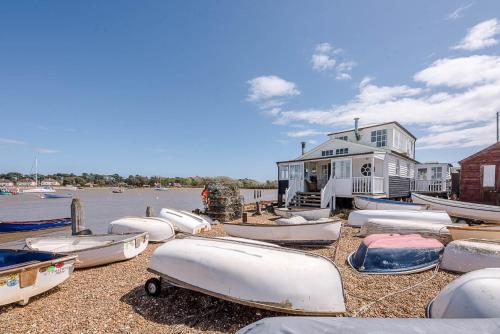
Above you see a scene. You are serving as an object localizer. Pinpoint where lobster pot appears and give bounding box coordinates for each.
[359,220,452,244]
[206,183,243,222]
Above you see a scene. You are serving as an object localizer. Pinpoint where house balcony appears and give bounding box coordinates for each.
[411,179,451,193]
[352,176,385,194]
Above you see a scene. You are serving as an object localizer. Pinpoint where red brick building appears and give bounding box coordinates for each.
[459,142,500,205]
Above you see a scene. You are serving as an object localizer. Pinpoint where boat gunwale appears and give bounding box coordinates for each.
[347,251,439,275]
[221,219,341,228]
[0,250,77,276]
[0,218,71,225]
[446,225,500,232]
[412,193,500,213]
[356,195,427,207]
[275,207,331,213]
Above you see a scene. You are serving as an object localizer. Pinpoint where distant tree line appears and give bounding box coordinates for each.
[0,172,277,189]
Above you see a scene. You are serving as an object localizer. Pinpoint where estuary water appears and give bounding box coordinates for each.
[0,188,277,234]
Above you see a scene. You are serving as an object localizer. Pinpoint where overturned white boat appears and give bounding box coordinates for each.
[146,236,346,315]
[412,193,500,223]
[108,217,175,242]
[0,249,77,306]
[275,207,331,220]
[359,219,452,244]
[237,317,500,334]
[347,210,452,228]
[26,233,148,269]
[222,219,341,246]
[159,208,211,234]
[354,196,428,211]
[441,239,500,273]
[427,268,500,318]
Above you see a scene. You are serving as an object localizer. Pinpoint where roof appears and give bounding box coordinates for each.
[459,142,500,164]
[328,121,417,140]
[276,151,376,164]
[389,150,420,164]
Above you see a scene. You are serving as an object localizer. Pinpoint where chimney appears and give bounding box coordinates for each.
[301,141,306,155]
[354,118,361,141]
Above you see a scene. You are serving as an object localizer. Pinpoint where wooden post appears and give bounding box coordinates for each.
[71,198,83,235]
[255,201,262,215]
[242,212,248,223]
[146,206,153,217]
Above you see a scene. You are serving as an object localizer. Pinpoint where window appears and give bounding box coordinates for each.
[290,165,302,179]
[332,160,351,179]
[396,159,400,175]
[279,166,289,180]
[335,148,349,155]
[431,167,442,180]
[321,164,329,176]
[482,165,496,188]
[393,130,401,149]
[361,163,372,176]
[321,150,334,157]
[371,129,387,147]
[336,136,348,141]
[417,168,427,180]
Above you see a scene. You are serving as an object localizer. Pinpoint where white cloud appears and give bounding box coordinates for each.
[247,75,300,102]
[0,138,25,145]
[446,3,473,20]
[311,43,356,79]
[311,53,336,71]
[418,122,496,149]
[336,73,352,81]
[37,148,60,154]
[453,18,500,50]
[286,129,328,138]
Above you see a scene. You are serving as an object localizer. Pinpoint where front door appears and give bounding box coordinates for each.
[289,162,304,193]
[332,158,352,196]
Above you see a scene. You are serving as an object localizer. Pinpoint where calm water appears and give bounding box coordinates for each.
[0,188,277,234]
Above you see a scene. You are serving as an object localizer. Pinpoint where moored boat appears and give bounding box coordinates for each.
[145,236,346,315]
[0,188,11,195]
[42,193,73,199]
[447,224,500,240]
[222,219,341,245]
[348,234,443,274]
[354,196,428,211]
[108,217,175,242]
[0,217,71,233]
[274,207,331,220]
[427,268,500,318]
[159,208,211,234]
[21,186,55,194]
[26,232,149,268]
[411,193,500,223]
[0,249,77,306]
[441,239,500,273]
[347,210,452,227]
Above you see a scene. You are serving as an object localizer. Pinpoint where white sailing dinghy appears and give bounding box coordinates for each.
[411,193,500,223]
[145,236,346,315]
[447,224,500,240]
[108,217,175,242]
[347,210,452,228]
[222,219,341,246]
[274,207,331,220]
[441,239,500,273]
[159,208,211,234]
[427,268,500,318]
[26,233,149,269]
[354,196,428,211]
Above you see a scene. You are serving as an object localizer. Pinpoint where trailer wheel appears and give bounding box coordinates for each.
[145,278,161,296]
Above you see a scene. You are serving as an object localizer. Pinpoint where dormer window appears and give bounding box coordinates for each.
[335,148,349,155]
[371,129,387,147]
[321,150,334,157]
[336,136,348,141]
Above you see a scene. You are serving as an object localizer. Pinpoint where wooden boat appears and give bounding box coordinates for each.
[26,233,148,268]
[354,196,428,210]
[348,234,443,274]
[412,193,500,223]
[237,317,500,334]
[145,236,346,315]
[347,210,452,227]
[274,207,331,220]
[441,239,500,273]
[447,224,500,240]
[359,219,452,244]
[159,208,211,234]
[42,193,73,199]
[427,268,500,318]
[0,249,77,306]
[222,219,341,246]
[0,217,71,233]
[108,217,175,242]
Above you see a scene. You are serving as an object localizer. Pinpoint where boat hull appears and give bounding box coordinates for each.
[148,236,346,315]
[447,225,500,240]
[411,193,500,223]
[441,239,500,273]
[0,218,72,233]
[0,250,76,306]
[354,196,427,211]
[274,207,331,220]
[347,210,452,227]
[159,208,211,234]
[108,217,175,242]
[360,219,452,244]
[222,220,341,245]
[26,233,149,268]
[42,193,73,199]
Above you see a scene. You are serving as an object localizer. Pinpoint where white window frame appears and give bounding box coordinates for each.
[417,168,427,180]
[431,167,443,180]
[371,129,387,147]
[483,165,496,188]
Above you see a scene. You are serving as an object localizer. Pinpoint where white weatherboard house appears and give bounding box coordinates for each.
[412,163,452,194]
[277,120,420,209]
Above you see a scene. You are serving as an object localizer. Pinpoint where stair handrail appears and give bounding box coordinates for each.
[284,181,299,208]
[320,177,335,208]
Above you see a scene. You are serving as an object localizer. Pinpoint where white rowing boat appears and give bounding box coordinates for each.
[441,239,500,273]
[347,210,452,227]
[0,249,77,306]
[411,193,500,223]
[354,196,428,211]
[274,207,331,220]
[222,219,341,245]
[447,224,500,240]
[26,233,148,268]
[145,236,346,315]
[108,217,175,242]
[427,268,500,318]
[159,208,211,234]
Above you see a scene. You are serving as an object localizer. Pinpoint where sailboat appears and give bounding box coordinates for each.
[20,158,55,194]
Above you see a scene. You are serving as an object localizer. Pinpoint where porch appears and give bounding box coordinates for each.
[411,179,451,193]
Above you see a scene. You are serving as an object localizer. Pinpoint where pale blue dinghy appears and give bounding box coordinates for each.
[354,196,428,210]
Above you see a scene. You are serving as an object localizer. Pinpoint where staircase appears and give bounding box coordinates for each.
[289,191,321,208]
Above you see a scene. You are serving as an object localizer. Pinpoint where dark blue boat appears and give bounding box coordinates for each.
[0,218,72,233]
[42,193,73,199]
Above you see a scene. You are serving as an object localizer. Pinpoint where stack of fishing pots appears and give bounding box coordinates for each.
[205,182,243,222]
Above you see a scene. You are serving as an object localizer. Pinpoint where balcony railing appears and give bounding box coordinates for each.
[411,179,450,193]
[352,176,384,194]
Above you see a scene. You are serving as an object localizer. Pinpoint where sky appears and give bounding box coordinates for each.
[1,1,499,180]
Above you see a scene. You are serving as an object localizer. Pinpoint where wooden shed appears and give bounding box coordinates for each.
[459,142,500,205]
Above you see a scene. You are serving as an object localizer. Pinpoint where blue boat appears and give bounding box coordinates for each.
[354,195,428,210]
[0,217,72,233]
[42,193,73,199]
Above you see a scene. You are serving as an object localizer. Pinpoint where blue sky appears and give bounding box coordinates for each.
[1,1,499,180]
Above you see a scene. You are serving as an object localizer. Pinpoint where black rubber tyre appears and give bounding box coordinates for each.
[145,278,161,296]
